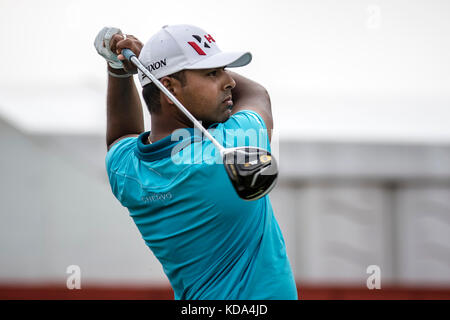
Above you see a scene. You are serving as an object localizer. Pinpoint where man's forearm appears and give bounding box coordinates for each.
[106,66,144,147]
[228,71,273,141]
[228,71,272,115]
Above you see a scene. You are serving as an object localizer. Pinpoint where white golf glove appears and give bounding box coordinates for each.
[94,26,124,69]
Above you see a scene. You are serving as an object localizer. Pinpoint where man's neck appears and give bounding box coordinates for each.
[149,110,190,143]
[148,108,214,144]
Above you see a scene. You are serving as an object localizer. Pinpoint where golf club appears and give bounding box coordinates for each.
[122,48,278,201]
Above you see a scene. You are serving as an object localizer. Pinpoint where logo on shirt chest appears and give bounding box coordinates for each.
[141,192,173,203]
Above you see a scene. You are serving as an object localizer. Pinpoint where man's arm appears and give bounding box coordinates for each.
[106,65,144,150]
[228,71,273,142]
[103,33,146,151]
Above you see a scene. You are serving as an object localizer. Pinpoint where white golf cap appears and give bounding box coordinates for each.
[138,24,252,87]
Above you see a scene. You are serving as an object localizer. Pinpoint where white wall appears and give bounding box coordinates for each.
[1,119,449,286]
[0,119,168,286]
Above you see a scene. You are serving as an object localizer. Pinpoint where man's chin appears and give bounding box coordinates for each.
[224,108,232,121]
[201,109,232,128]
[222,105,233,120]
[216,109,232,124]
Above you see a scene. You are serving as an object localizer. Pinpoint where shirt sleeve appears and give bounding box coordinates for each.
[219,110,271,152]
[105,137,138,203]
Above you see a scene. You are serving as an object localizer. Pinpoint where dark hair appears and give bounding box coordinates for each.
[142,70,187,114]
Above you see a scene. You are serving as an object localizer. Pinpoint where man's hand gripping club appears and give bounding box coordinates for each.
[94,26,143,76]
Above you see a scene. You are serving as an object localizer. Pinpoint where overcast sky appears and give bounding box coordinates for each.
[1,0,449,143]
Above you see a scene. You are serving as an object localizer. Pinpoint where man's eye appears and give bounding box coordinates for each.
[207,70,217,76]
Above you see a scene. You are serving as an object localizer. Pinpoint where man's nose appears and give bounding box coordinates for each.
[223,71,236,91]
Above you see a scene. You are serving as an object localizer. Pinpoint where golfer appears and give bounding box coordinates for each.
[94,24,297,300]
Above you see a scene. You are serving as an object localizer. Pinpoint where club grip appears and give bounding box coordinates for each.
[122,48,136,61]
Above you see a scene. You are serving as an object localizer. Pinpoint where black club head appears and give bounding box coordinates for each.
[222,146,278,201]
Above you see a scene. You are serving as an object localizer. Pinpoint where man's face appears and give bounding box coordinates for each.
[176,67,236,127]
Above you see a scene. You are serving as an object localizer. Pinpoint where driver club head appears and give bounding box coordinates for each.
[222,146,278,201]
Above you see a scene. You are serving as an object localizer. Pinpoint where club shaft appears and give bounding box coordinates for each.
[123,50,225,153]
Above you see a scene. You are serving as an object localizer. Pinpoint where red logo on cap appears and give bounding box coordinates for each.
[188,34,215,56]
[204,34,215,43]
[188,41,206,55]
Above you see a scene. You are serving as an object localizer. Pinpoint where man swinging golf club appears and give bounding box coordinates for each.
[94,24,297,300]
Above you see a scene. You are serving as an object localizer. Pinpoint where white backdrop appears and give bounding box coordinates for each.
[0,0,449,142]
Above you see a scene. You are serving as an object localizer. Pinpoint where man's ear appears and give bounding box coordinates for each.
[160,76,179,105]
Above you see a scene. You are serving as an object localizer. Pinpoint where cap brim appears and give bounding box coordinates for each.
[185,51,252,70]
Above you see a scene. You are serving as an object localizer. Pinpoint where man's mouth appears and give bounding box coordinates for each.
[222,95,232,103]
[222,95,233,108]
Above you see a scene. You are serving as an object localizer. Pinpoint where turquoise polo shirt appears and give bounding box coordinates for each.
[105,110,297,300]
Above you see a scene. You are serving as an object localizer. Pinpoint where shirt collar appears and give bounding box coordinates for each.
[134,128,201,161]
